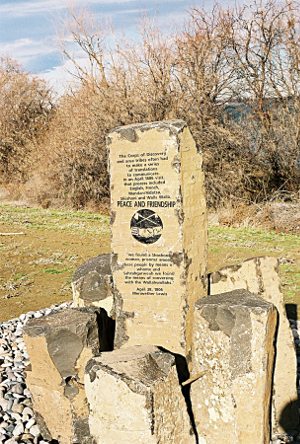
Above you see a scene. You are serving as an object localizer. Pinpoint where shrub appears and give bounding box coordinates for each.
[0,56,53,183]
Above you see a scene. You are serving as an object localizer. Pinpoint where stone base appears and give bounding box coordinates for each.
[190,290,277,444]
[85,345,196,444]
[23,308,100,444]
[209,256,299,433]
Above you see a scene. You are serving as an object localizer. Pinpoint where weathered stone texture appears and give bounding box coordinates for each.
[85,345,195,444]
[23,308,100,444]
[209,256,299,434]
[72,253,114,316]
[108,120,207,356]
[190,290,277,444]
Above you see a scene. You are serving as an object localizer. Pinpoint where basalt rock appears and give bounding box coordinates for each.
[85,345,196,444]
[108,121,207,356]
[23,308,100,444]
[72,254,114,317]
[208,256,299,434]
[190,289,277,444]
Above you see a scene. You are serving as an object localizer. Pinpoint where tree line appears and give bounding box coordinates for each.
[1,0,299,209]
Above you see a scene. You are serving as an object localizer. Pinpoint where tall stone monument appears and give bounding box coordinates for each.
[108,120,207,356]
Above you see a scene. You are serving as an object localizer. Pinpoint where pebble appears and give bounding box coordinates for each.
[21,433,35,441]
[23,407,33,417]
[7,399,13,411]
[6,423,15,433]
[10,384,23,395]
[10,412,21,421]
[30,424,40,437]
[11,404,24,414]
[26,417,35,429]
[22,399,32,407]
[23,388,31,398]
[13,422,24,436]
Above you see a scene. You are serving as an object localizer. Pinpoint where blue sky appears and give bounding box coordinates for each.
[0,0,236,89]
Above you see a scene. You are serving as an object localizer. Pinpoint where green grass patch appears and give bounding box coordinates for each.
[0,205,110,236]
[1,204,299,305]
[44,267,71,275]
[208,225,300,304]
[13,273,27,281]
[44,268,63,274]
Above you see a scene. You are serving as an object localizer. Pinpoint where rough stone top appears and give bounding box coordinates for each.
[72,253,111,283]
[92,345,160,364]
[194,290,277,378]
[23,307,97,338]
[196,289,275,312]
[85,345,175,395]
[209,255,279,283]
[107,120,187,143]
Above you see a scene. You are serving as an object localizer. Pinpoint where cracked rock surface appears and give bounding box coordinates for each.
[85,345,196,444]
[191,289,277,444]
[22,307,100,444]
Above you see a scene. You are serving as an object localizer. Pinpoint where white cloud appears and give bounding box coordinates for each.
[40,55,95,94]
[114,8,148,15]
[40,59,77,93]
[0,0,186,17]
[0,0,67,16]
[0,0,220,90]
[1,38,53,61]
[89,0,185,4]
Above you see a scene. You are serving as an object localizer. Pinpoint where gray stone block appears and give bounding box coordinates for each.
[85,345,196,444]
[23,308,100,444]
[72,254,114,316]
[190,289,277,444]
[208,256,299,434]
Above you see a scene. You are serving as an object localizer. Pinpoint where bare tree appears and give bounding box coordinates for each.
[175,5,235,129]
[38,0,300,208]
[55,4,110,90]
[226,0,300,191]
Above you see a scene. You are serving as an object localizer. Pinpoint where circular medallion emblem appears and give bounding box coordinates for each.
[130,209,163,244]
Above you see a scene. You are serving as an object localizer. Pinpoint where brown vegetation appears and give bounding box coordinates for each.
[1,0,300,210]
[0,56,53,184]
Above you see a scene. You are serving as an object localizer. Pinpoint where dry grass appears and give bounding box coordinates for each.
[0,203,299,321]
[216,198,300,235]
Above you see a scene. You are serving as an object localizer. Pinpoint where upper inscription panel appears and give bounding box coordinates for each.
[109,123,182,294]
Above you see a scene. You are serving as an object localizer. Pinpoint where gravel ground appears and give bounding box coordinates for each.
[0,305,299,443]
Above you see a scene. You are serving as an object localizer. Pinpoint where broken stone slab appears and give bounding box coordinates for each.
[23,308,100,444]
[72,253,114,316]
[190,289,277,444]
[108,120,207,356]
[85,345,196,444]
[72,254,115,351]
[209,256,299,434]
